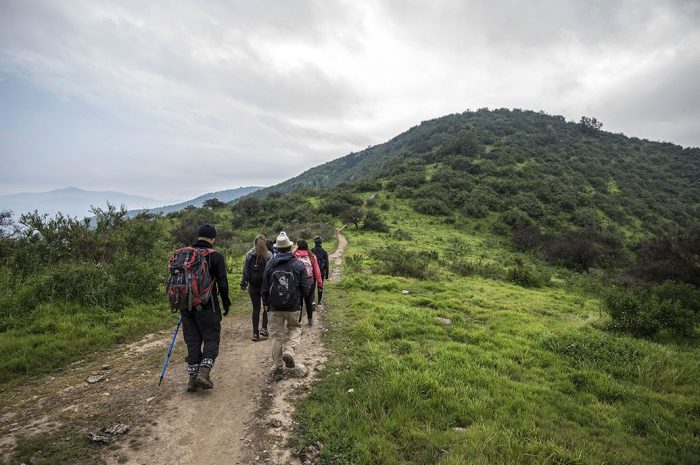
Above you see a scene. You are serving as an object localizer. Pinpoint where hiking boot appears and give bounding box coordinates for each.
[282,352,295,368]
[187,375,198,392]
[252,333,260,342]
[195,366,214,390]
[260,328,269,338]
[308,317,313,326]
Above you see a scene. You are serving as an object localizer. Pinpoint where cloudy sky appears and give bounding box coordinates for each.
[1,0,698,201]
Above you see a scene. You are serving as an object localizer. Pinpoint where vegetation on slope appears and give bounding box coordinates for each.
[295,193,699,465]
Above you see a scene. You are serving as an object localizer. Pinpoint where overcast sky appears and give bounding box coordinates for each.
[1,0,698,201]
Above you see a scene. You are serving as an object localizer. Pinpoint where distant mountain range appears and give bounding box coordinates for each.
[0,187,157,219]
[128,186,262,216]
[0,186,263,220]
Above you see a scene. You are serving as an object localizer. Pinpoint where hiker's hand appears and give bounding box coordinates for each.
[240,284,247,291]
[223,306,230,316]
[264,305,269,312]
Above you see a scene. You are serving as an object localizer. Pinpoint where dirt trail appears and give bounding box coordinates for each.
[99,230,347,465]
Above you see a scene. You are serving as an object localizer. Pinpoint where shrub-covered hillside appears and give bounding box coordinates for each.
[257,108,699,271]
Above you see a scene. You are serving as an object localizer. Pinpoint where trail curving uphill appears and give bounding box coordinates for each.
[103,230,348,465]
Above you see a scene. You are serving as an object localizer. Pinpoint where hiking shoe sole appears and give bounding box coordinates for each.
[282,353,295,368]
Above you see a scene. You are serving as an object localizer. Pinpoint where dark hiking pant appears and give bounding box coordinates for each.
[248,285,268,335]
[303,282,316,322]
[181,303,221,370]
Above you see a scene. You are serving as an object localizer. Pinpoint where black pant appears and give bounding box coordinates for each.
[303,282,316,322]
[248,286,268,335]
[181,302,221,367]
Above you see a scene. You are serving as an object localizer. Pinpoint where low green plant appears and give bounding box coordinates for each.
[602,281,700,337]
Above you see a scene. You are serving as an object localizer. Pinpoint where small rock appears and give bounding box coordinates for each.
[86,374,105,384]
[453,427,466,432]
[267,419,283,428]
[146,397,156,403]
[401,290,410,295]
[314,364,326,372]
[88,432,110,444]
[347,388,354,394]
[104,423,130,435]
[435,317,452,326]
[101,364,111,370]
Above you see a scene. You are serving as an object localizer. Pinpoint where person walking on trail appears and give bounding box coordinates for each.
[182,224,230,392]
[311,236,329,304]
[241,234,272,341]
[294,239,323,326]
[262,232,310,373]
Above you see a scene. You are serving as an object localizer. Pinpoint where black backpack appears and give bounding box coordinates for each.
[267,259,300,309]
[248,255,267,287]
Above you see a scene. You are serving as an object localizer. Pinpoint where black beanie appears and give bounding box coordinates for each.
[197,224,217,239]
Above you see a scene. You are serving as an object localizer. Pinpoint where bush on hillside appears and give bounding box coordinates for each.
[602,281,700,337]
[630,224,700,286]
[413,198,451,217]
[541,232,600,271]
[450,258,504,280]
[369,246,434,279]
[506,259,550,287]
[363,210,389,232]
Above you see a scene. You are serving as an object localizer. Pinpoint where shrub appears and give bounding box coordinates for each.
[541,232,599,271]
[363,211,389,232]
[506,259,550,287]
[451,258,504,280]
[630,224,700,286]
[389,229,414,241]
[413,198,451,217]
[344,255,364,273]
[369,246,433,279]
[602,281,700,337]
[512,225,542,251]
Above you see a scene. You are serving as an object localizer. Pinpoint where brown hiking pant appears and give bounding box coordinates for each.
[268,310,302,367]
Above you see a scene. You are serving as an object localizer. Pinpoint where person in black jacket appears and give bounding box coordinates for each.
[311,236,329,304]
[262,232,310,372]
[182,224,231,392]
[241,234,272,341]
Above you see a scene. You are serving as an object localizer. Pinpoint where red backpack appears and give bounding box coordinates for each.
[166,247,215,312]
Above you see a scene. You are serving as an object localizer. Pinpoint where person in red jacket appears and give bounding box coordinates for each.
[293,239,323,326]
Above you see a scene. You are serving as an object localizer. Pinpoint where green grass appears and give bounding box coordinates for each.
[294,197,700,465]
[0,300,175,384]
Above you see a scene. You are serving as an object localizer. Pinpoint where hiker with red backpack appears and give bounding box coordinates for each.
[262,232,310,374]
[241,234,272,341]
[166,224,230,392]
[294,239,323,326]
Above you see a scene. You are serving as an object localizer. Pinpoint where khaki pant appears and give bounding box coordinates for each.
[269,310,302,367]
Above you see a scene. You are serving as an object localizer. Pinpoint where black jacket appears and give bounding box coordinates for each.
[312,245,329,280]
[261,252,311,311]
[241,248,272,289]
[193,240,231,311]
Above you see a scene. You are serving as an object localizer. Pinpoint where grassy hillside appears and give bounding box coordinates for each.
[295,193,699,465]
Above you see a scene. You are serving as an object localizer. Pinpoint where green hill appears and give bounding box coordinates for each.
[255,108,699,270]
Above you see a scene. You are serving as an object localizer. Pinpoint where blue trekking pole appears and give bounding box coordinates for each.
[159,316,183,386]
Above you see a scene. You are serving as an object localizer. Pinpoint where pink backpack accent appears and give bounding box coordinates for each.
[298,255,313,279]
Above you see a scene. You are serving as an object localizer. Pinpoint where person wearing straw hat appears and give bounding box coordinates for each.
[262,232,311,374]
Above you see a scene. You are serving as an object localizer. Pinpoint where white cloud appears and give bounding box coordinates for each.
[0,0,698,198]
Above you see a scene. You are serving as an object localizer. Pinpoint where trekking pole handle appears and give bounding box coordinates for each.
[159,316,183,386]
